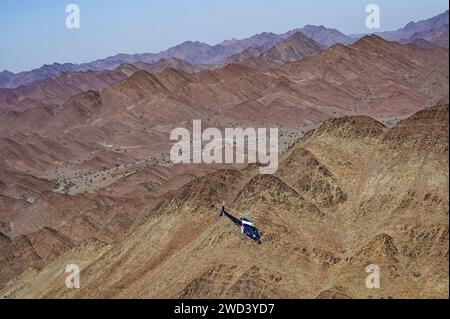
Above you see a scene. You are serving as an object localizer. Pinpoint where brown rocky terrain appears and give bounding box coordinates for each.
[0,63,86,89]
[0,69,128,113]
[0,36,447,204]
[0,101,447,299]
[0,14,448,299]
[0,160,232,290]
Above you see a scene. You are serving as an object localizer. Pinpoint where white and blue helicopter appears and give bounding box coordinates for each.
[219,204,261,244]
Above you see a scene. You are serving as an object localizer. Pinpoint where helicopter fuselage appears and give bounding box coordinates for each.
[220,207,261,242]
[240,220,261,241]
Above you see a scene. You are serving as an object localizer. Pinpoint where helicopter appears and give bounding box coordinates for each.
[219,204,261,243]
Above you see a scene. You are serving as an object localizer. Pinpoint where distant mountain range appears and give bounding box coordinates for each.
[223,31,326,69]
[0,69,128,113]
[370,10,448,41]
[0,32,335,113]
[263,32,325,62]
[0,10,448,90]
[401,24,449,49]
[282,25,355,46]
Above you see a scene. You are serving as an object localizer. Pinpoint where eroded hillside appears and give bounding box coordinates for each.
[1,102,447,299]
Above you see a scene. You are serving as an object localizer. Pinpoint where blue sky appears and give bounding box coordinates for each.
[0,0,448,73]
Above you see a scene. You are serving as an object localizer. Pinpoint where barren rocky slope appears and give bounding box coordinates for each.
[263,32,325,62]
[0,69,128,113]
[0,37,447,201]
[1,101,447,299]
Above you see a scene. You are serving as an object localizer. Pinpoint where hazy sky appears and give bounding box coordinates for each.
[0,0,448,72]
